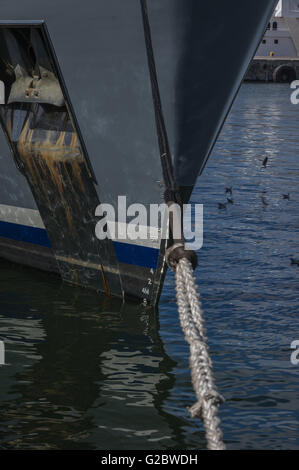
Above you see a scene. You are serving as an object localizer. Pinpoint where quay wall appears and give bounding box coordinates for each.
[245,57,299,82]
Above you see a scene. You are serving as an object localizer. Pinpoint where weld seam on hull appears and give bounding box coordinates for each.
[55,254,120,276]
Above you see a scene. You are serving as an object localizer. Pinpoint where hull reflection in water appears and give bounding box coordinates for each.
[0,260,204,450]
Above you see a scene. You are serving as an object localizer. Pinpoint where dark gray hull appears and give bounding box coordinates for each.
[0,0,277,305]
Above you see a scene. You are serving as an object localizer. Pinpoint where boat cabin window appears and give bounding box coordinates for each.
[273,22,277,30]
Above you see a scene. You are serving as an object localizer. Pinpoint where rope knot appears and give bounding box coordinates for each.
[189,392,225,419]
[166,243,198,271]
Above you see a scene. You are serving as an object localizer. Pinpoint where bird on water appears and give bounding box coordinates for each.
[262,157,268,168]
[290,258,299,266]
[261,196,268,207]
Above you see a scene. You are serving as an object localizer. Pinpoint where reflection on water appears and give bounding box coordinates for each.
[0,262,203,450]
[0,83,299,449]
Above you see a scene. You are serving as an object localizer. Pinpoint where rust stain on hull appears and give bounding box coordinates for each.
[1,104,114,293]
[17,118,86,235]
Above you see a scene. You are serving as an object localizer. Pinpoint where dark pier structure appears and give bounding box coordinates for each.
[246,56,299,82]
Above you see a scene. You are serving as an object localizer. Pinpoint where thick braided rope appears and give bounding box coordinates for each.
[175,257,225,450]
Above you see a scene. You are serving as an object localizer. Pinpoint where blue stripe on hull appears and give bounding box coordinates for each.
[0,220,51,247]
[0,220,159,269]
[113,241,159,270]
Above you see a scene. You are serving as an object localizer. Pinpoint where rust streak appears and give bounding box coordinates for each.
[16,113,88,235]
[100,264,111,298]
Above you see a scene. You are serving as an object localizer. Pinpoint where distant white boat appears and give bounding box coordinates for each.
[256,0,299,57]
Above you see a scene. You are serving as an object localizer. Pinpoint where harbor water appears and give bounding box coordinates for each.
[0,83,298,450]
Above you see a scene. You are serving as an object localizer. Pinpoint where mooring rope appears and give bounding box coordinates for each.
[175,257,226,450]
[140,0,225,449]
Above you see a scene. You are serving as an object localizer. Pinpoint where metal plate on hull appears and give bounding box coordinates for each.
[0,26,123,298]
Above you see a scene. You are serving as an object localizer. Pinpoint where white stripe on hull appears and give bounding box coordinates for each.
[0,204,45,229]
[0,204,162,249]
